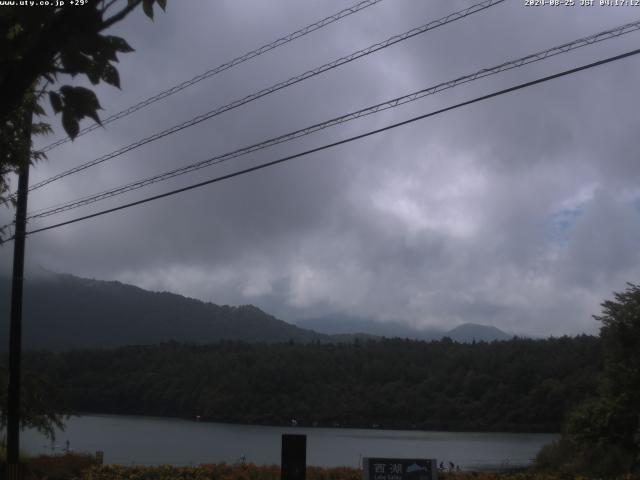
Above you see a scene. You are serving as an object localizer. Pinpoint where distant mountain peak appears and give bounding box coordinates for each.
[445,323,512,342]
[297,315,514,342]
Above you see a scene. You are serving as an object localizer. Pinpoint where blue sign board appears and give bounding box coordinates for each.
[363,458,436,480]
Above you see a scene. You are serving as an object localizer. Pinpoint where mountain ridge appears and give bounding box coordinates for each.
[296,314,514,342]
[0,273,329,350]
[0,272,513,350]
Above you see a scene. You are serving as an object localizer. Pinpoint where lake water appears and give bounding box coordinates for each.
[22,414,557,469]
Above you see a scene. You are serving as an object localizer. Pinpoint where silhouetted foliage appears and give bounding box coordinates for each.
[0,0,166,208]
[537,284,640,476]
[0,366,65,441]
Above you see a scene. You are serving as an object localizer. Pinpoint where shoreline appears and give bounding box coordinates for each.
[62,411,560,435]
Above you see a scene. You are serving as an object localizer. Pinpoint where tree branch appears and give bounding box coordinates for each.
[102,0,121,13]
[101,0,143,30]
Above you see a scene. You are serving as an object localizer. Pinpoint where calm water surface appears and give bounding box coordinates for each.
[22,414,557,469]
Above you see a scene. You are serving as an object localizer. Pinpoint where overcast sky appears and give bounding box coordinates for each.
[2,0,639,336]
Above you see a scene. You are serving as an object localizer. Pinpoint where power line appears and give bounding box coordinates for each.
[23,19,640,222]
[37,0,385,153]
[24,0,505,195]
[17,47,640,240]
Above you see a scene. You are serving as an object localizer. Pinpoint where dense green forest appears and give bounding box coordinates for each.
[23,336,601,433]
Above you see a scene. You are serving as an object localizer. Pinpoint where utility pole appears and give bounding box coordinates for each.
[6,106,32,480]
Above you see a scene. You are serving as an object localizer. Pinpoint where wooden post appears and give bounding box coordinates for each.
[281,434,306,480]
[6,107,32,479]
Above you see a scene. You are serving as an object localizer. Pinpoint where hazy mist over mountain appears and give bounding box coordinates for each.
[0,272,513,351]
[296,315,513,342]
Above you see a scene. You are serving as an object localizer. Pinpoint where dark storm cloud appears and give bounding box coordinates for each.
[2,0,640,336]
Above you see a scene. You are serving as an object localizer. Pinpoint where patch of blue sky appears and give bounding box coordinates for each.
[548,207,583,246]
[548,194,640,246]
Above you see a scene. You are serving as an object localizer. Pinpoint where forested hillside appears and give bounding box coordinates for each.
[0,273,329,349]
[0,273,514,350]
[24,335,601,432]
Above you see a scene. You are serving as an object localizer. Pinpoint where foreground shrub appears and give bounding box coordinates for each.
[15,459,640,480]
[308,466,361,480]
[535,437,637,477]
[535,438,577,472]
[82,466,640,480]
[0,452,98,480]
[84,464,362,480]
[28,453,97,479]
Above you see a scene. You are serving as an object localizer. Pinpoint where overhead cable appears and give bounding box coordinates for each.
[23,19,640,221]
[24,0,505,195]
[37,0,386,153]
[16,47,640,239]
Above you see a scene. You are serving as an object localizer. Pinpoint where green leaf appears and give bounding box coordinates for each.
[142,0,154,20]
[61,86,101,108]
[156,0,167,11]
[86,63,101,85]
[105,35,134,53]
[101,64,121,89]
[32,102,46,116]
[32,122,53,137]
[60,86,102,125]
[61,109,79,139]
[59,51,90,75]
[91,35,120,62]
[49,92,63,113]
[84,108,102,125]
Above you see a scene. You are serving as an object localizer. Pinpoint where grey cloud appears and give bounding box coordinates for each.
[3,0,640,338]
